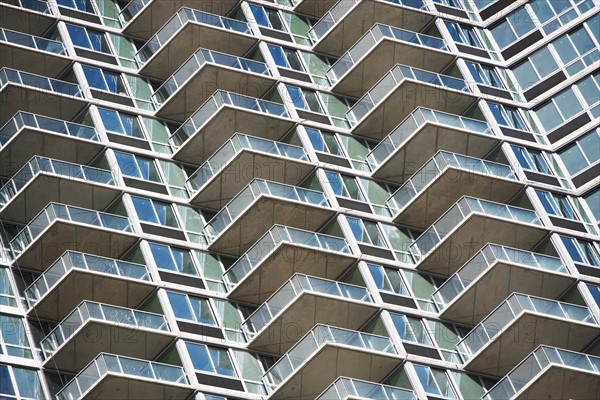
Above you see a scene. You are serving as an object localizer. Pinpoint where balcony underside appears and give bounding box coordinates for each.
[0,175,120,224]
[81,374,195,400]
[464,313,599,377]
[440,262,575,325]
[172,108,295,165]
[393,169,523,229]
[313,1,434,57]
[209,198,334,257]
[155,66,276,121]
[29,270,156,321]
[516,366,600,400]
[0,43,70,78]
[417,216,548,276]
[228,245,357,304]
[123,0,239,40]
[0,3,56,36]
[269,346,401,400]
[294,0,338,18]
[352,81,477,139]
[248,293,379,355]
[14,222,137,271]
[189,152,313,210]
[332,40,454,97]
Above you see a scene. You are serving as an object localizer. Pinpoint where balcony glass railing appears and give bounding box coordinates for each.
[328,23,447,82]
[317,377,416,400]
[16,0,52,14]
[204,180,328,241]
[483,346,600,400]
[410,197,541,261]
[264,324,396,392]
[0,157,114,209]
[346,64,471,125]
[25,251,151,307]
[9,203,133,255]
[119,0,149,22]
[0,68,82,97]
[366,107,492,169]
[0,27,65,54]
[170,90,289,149]
[457,294,597,359]
[243,274,371,337]
[56,353,189,400]
[136,8,250,63]
[387,151,516,213]
[186,133,307,193]
[41,301,169,358]
[0,112,98,146]
[433,244,569,310]
[153,48,270,105]
[224,225,352,288]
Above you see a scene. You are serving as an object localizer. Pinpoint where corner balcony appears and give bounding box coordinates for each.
[484,346,600,400]
[386,151,522,229]
[0,28,70,77]
[152,48,276,120]
[290,0,339,18]
[25,251,155,321]
[317,377,416,400]
[0,0,56,36]
[56,353,195,400]
[242,274,378,354]
[0,112,102,176]
[366,108,499,183]
[41,301,174,373]
[327,23,453,97]
[205,179,333,256]
[136,8,256,79]
[186,133,313,209]
[308,0,434,57]
[0,157,119,224]
[410,197,549,276]
[169,90,294,165]
[457,294,599,376]
[0,68,86,126]
[346,65,478,139]
[9,203,137,271]
[224,225,357,304]
[433,244,576,325]
[121,0,239,40]
[263,324,401,400]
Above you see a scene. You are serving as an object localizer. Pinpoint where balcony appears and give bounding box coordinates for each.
[121,0,239,40]
[328,23,453,97]
[41,301,174,373]
[152,48,275,120]
[0,27,70,77]
[0,157,119,224]
[169,91,294,165]
[0,0,56,36]
[224,225,357,303]
[205,179,333,257]
[366,107,499,183]
[386,151,522,229]
[25,251,155,321]
[136,8,256,79]
[263,324,401,400]
[484,346,600,400]
[433,244,575,325]
[9,203,137,271]
[0,112,102,176]
[0,68,86,126]
[242,274,378,354]
[346,65,477,139]
[56,353,194,400]
[458,294,599,376]
[308,0,434,57]
[290,0,339,18]
[317,377,416,400]
[186,133,313,209]
[410,197,549,276]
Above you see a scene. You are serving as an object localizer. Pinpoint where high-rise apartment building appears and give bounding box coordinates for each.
[0,0,599,399]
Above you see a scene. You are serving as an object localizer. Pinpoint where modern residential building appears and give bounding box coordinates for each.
[0,0,599,399]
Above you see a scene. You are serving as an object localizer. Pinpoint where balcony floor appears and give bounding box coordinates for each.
[0,3,56,36]
[81,375,195,400]
[516,365,600,400]
[0,43,70,78]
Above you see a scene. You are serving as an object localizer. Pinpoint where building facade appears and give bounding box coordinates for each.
[0,0,599,399]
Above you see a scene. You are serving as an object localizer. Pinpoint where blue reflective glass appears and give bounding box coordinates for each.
[82,65,107,90]
[149,243,176,271]
[98,108,123,133]
[268,44,287,67]
[167,292,195,320]
[131,196,158,224]
[0,365,15,396]
[66,24,89,48]
[249,4,269,27]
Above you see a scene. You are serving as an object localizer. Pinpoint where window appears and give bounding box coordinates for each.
[511,145,552,174]
[186,342,236,376]
[346,216,386,247]
[491,7,536,49]
[149,243,197,275]
[535,86,584,132]
[57,0,94,12]
[466,62,504,88]
[488,103,527,130]
[390,313,432,346]
[114,151,161,182]
[176,204,207,244]
[324,171,364,201]
[413,364,457,399]
[445,22,482,47]
[166,291,216,326]
[536,190,577,220]
[213,299,250,342]
[0,268,16,307]
[286,85,323,113]
[131,197,178,227]
[427,320,465,362]
[558,129,600,175]
[267,44,303,71]
[98,108,144,138]
[231,350,270,395]
[450,371,494,399]
[82,65,127,94]
[512,47,559,89]
[434,0,463,9]
[0,316,32,359]
[193,250,228,292]
[560,236,600,266]
[66,24,110,53]
[576,72,600,113]
[305,128,343,156]
[584,189,600,221]
[249,4,284,30]
[367,263,410,296]
[0,365,44,399]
